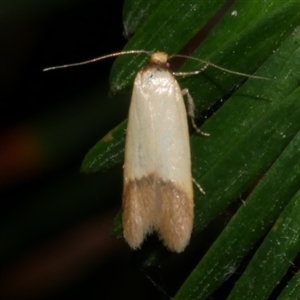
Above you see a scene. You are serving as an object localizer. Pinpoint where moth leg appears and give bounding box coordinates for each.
[182,89,210,136]
[192,178,205,195]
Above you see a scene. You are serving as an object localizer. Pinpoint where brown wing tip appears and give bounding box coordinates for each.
[122,174,193,253]
[157,180,194,253]
[122,175,157,249]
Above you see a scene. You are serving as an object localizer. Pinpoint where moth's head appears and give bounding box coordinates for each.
[149,52,169,68]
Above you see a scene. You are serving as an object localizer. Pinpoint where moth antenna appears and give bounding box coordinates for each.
[169,54,269,80]
[43,50,151,71]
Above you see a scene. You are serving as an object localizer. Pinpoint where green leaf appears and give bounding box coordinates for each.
[81,120,127,172]
[277,269,300,300]
[226,188,300,299]
[123,0,161,36]
[191,35,300,233]
[173,26,300,298]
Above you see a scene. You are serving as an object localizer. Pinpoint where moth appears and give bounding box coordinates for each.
[44,50,266,252]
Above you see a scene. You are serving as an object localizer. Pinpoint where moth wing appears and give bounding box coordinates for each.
[123,67,193,252]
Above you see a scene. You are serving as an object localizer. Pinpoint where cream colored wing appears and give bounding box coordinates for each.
[122,64,193,253]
